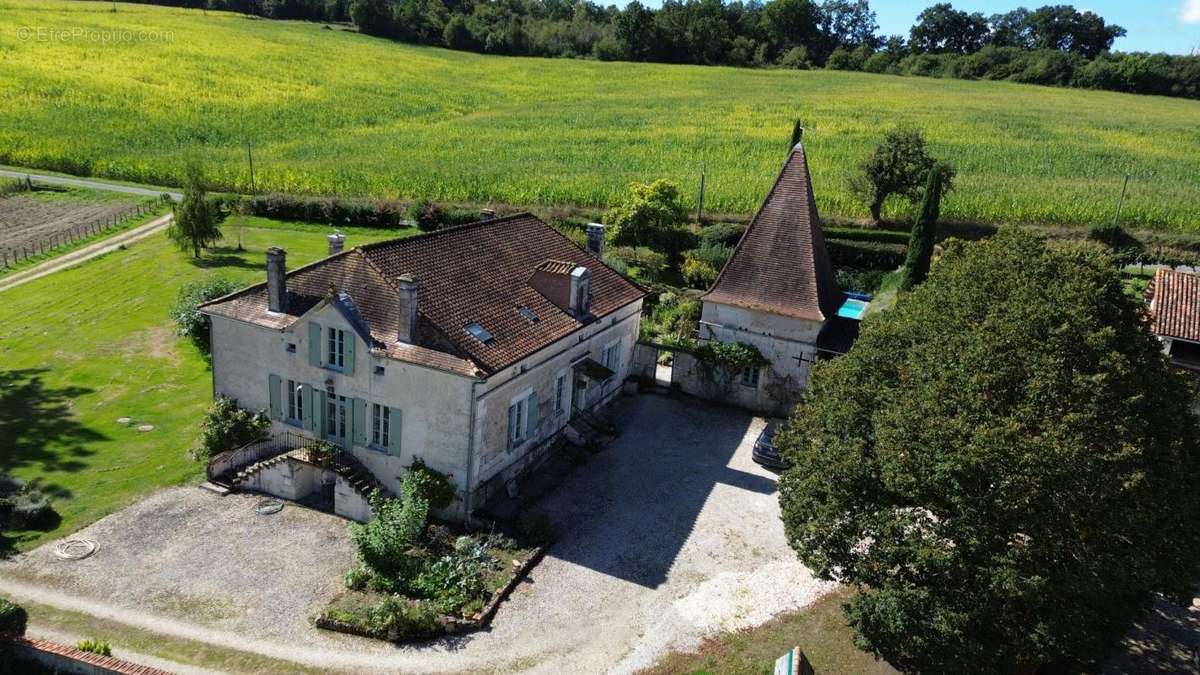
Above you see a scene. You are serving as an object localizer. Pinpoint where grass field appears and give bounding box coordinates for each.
[0,216,407,551]
[1,2,1198,229]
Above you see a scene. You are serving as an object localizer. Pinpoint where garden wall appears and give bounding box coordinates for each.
[6,637,173,675]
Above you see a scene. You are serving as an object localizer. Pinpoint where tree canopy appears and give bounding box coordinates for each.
[849,126,951,224]
[167,163,221,258]
[605,179,693,256]
[777,229,1200,673]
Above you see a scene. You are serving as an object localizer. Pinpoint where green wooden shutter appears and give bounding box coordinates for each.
[352,398,367,447]
[526,392,539,440]
[301,385,315,432]
[312,388,327,438]
[268,374,282,420]
[344,333,356,375]
[308,322,322,367]
[387,407,402,456]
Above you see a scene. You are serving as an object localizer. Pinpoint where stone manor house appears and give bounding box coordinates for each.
[201,215,645,520]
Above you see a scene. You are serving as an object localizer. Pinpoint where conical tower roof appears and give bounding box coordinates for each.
[703,142,844,322]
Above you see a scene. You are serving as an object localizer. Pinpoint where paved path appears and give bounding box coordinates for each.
[0,168,181,200]
[0,212,173,294]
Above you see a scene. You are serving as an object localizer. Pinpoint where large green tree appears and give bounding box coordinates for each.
[605,179,693,257]
[167,163,221,258]
[849,126,952,225]
[777,229,1200,674]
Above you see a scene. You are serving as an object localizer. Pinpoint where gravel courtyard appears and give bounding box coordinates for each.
[0,394,835,673]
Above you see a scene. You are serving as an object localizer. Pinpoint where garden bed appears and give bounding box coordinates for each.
[314,537,546,642]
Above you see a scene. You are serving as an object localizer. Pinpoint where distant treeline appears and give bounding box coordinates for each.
[103,1,1199,99]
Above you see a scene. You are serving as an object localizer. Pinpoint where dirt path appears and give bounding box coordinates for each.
[0,169,182,201]
[0,212,172,293]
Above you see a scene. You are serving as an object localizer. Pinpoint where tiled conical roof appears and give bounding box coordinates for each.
[703,142,844,322]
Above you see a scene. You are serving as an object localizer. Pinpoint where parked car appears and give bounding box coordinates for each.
[752,419,790,470]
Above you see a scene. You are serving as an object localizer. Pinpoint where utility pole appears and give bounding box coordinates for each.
[696,163,707,224]
[1113,173,1130,226]
[246,142,256,195]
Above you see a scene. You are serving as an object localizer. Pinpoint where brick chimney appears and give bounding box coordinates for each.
[266,247,287,313]
[396,274,419,344]
[586,223,605,258]
[327,232,345,256]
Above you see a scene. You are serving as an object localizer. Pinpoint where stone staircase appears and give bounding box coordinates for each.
[228,453,291,490]
[227,447,392,501]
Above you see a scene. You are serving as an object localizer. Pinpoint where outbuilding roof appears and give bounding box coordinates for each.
[201,214,646,376]
[1146,268,1200,343]
[702,142,844,322]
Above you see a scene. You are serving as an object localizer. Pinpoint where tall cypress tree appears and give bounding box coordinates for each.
[900,163,944,291]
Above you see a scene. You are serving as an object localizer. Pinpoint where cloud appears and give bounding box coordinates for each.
[1183,0,1200,24]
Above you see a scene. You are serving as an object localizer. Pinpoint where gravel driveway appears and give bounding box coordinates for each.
[0,394,835,673]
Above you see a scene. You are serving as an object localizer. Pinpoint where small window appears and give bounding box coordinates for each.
[372,403,391,449]
[554,373,566,414]
[740,366,760,388]
[518,306,539,323]
[286,343,297,353]
[601,341,621,379]
[465,322,494,345]
[286,379,303,423]
[327,328,346,369]
[508,398,526,449]
[374,365,386,376]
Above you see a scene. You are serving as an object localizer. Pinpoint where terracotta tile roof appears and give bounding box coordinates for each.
[202,214,645,376]
[535,259,577,275]
[702,142,844,322]
[1146,268,1200,343]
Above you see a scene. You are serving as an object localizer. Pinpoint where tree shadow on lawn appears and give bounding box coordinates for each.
[188,247,260,271]
[0,368,107,493]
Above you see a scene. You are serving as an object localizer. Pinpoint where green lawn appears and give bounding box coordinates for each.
[641,590,897,675]
[0,216,407,551]
[2,2,1199,229]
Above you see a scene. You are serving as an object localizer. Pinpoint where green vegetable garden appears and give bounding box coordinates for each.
[2,1,1199,229]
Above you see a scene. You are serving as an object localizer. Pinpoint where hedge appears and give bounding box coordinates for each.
[826,238,907,270]
[823,226,912,246]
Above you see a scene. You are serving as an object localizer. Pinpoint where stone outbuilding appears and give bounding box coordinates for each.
[694,140,857,414]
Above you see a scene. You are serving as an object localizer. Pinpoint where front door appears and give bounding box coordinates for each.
[325,393,348,446]
[573,377,588,414]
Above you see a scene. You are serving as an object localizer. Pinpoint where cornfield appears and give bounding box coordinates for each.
[1,0,1198,229]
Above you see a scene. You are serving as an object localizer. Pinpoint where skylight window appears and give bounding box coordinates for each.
[518,305,539,323]
[465,322,495,345]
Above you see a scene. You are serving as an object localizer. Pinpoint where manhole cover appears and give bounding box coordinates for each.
[55,539,97,561]
[255,498,285,515]
[137,424,154,432]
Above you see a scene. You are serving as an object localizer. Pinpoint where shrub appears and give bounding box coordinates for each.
[604,256,629,276]
[170,277,240,353]
[191,396,270,463]
[76,639,112,657]
[350,490,430,580]
[826,239,907,270]
[401,459,455,510]
[606,180,691,257]
[344,566,372,591]
[411,541,498,609]
[681,257,718,289]
[407,199,444,232]
[684,242,733,270]
[0,477,55,531]
[779,46,810,69]
[836,268,886,294]
[0,598,27,637]
[1088,221,1141,251]
[211,193,405,228]
[698,222,746,247]
[823,226,911,245]
[607,246,668,281]
[694,341,767,376]
[365,596,442,641]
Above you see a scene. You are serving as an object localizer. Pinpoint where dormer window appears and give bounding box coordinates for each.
[465,322,495,345]
[518,306,539,323]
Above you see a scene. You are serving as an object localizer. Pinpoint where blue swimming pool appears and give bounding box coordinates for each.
[837,298,870,320]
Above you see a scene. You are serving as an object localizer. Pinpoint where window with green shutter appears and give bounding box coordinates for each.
[525,392,538,441]
[387,407,402,456]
